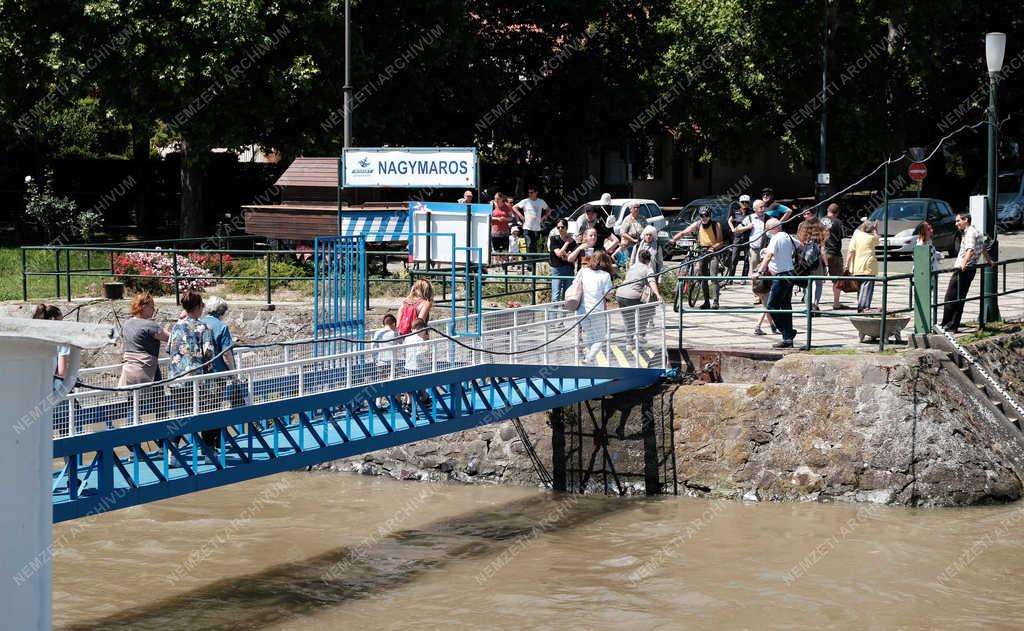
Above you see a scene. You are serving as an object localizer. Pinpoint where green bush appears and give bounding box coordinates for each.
[226,257,310,293]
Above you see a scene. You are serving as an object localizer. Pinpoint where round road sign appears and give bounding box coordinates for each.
[908,162,928,182]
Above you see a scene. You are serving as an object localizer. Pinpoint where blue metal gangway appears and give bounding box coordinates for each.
[53,301,668,522]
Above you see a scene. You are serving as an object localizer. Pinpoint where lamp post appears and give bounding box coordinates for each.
[984,32,1005,323]
[337,0,353,234]
[817,0,833,203]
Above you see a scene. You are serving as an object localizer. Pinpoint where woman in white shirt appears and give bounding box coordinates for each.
[632,225,664,275]
[578,251,615,363]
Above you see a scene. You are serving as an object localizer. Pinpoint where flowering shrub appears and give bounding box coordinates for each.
[113,251,217,294]
[188,252,234,272]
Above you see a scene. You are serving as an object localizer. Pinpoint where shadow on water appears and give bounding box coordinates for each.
[60,491,640,631]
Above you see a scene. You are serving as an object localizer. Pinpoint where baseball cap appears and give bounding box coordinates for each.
[511,225,521,233]
[739,194,751,203]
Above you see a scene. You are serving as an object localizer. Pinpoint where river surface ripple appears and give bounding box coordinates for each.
[52,473,1024,630]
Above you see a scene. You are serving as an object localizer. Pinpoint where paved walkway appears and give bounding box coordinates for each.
[663,266,1024,352]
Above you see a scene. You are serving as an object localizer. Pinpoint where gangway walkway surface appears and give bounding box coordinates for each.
[52,301,668,522]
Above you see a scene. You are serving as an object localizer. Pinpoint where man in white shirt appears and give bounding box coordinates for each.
[752,218,801,348]
[735,199,768,272]
[456,190,474,204]
[940,212,995,332]
[514,187,551,252]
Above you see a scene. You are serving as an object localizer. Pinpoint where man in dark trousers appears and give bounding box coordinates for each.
[940,212,994,332]
[753,218,801,348]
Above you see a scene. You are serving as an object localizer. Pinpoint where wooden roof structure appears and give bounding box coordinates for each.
[242,157,406,241]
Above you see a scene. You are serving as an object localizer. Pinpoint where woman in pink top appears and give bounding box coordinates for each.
[490,192,522,256]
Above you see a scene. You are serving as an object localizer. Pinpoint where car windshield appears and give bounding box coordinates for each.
[569,204,613,222]
[999,173,1022,195]
[682,201,731,222]
[869,202,925,221]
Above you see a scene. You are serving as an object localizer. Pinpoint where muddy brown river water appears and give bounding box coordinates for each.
[52,472,1024,630]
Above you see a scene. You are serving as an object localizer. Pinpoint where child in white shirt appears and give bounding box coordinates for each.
[372,314,398,407]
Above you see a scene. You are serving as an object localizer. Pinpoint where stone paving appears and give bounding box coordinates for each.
[663,260,1024,352]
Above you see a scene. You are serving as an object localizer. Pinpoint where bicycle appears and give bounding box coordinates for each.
[672,238,704,312]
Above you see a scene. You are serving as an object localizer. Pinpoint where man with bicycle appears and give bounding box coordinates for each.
[669,208,725,309]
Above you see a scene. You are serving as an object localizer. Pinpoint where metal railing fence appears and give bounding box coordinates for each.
[58,302,667,438]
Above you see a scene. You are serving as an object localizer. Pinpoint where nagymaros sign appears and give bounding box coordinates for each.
[342,147,477,188]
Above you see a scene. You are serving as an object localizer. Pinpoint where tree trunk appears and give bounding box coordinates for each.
[131,120,154,237]
[179,140,203,238]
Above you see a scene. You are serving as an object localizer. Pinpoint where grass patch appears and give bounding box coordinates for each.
[0,246,105,301]
[958,320,1024,345]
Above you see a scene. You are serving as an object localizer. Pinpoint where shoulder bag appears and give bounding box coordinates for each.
[564,273,584,311]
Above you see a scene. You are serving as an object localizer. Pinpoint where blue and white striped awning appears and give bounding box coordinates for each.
[339,211,409,242]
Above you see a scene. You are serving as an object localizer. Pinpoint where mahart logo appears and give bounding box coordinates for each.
[351,156,374,175]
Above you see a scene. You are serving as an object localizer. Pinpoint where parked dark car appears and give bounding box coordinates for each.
[995,171,1024,232]
[663,197,738,259]
[869,198,957,258]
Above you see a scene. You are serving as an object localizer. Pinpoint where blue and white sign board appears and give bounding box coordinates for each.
[409,201,491,264]
[343,147,478,189]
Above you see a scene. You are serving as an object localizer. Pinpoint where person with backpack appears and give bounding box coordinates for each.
[820,203,847,310]
[668,207,726,309]
[398,279,434,335]
[795,208,828,312]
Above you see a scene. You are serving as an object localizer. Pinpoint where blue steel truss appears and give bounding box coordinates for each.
[52,364,663,522]
[313,236,366,356]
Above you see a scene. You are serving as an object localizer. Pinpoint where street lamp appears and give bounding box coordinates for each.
[983,32,1005,323]
[816,0,833,204]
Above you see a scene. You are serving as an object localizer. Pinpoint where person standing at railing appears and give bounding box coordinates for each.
[118,293,170,387]
[846,220,880,313]
[167,291,214,414]
[820,203,848,310]
[549,220,576,301]
[632,226,664,275]
[398,279,434,335]
[796,208,829,312]
[579,251,614,363]
[372,314,399,408]
[615,249,663,342]
[752,218,800,349]
[514,186,551,253]
[940,212,996,333]
[913,221,942,272]
[618,203,645,260]
[201,295,244,410]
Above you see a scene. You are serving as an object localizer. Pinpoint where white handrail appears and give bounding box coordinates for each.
[62,302,666,437]
[934,324,1024,421]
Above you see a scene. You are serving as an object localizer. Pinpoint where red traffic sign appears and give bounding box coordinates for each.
[908,162,928,181]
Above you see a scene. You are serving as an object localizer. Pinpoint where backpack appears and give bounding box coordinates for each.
[397,301,419,335]
[792,239,821,288]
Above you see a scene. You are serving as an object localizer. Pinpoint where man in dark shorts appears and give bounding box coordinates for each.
[820,203,847,309]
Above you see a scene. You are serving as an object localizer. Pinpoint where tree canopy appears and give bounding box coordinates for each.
[0,0,1021,234]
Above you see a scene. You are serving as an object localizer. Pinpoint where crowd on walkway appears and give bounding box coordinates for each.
[512,185,998,351]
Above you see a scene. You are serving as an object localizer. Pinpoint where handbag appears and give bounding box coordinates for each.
[564,274,584,311]
[640,282,654,303]
[752,270,772,295]
[835,278,861,293]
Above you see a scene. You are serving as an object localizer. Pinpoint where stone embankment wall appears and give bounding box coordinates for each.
[330,344,1024,507]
